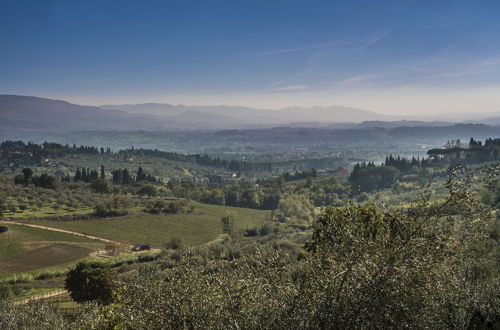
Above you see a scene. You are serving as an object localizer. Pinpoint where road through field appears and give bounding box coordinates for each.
[0,220,119,244]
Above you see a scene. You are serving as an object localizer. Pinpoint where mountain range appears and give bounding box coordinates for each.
[1,95,499,131]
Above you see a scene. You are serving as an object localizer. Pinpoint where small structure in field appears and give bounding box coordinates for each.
[132,243,150,251]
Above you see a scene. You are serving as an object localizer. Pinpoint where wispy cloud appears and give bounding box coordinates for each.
[254,41,342,56]
[255,29,392,57]
[335,74,379,86]
[361,30,392,48]
[386,56,500,84]
[270,85,307,92]
[268,56,317,87]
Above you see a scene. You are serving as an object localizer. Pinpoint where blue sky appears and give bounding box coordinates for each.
[1,0,500,114]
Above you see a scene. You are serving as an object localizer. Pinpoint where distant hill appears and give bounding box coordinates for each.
[1,95,499,132]
[0,95,169,131]
[357,120,455,128]
[2,96,402,130]
[101,102,500,126]
[100,103,399,124]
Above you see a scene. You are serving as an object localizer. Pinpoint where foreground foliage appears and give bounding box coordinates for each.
[1,165,499,329]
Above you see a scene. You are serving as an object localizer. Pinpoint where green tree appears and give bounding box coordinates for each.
[22,168,33,183]
[65,262,116,305]
[137,184,157,196]
[276,193,314,224]
[122,169,131,184]
[220,211,234,234]
[74,168,82,182]
[90,178,111,193]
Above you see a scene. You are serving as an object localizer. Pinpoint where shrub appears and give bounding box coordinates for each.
[137,184,157,197]
[243,227,258,237]
[165,236,183,250]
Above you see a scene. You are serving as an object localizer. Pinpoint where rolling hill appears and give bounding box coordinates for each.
[2,95,500,132]
[0,95,168,131]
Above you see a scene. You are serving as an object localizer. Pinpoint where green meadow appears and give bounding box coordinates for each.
[28,202,270,247]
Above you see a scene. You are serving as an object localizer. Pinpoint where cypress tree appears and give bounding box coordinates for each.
[74,168,82,182]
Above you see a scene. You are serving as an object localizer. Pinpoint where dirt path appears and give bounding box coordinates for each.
[13,289,68,305]
[0,220,119,244]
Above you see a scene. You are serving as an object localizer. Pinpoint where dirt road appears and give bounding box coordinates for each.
[0,220,118,244]
[13,289,68,305]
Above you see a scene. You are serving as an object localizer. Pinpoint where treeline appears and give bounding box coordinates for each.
[0,141,272,172]
[166,179,281,210]
[350,137,500,192]
[111,167,157,184]
[61,166,157,184]
[118,148,273,172]
[384,154,442,174]
[427,137,500,164]
[0,141,108,161]
[13,168,59,190]
[349,162,400,192]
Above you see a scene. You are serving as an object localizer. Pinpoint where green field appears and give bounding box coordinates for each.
[0,223,105,275]
[28,202,270,247]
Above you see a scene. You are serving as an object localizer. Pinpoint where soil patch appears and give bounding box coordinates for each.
[0,243,91,273]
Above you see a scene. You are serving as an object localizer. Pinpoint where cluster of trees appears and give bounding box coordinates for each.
[0,141,110,167]
[70,167,103,183]
[282,169,317,181]
[62,166,157,185]
[428,137,500,164]
[349,162,400,192]
[383,154,442,173]
[93,195,134,217]
[145,199,192,214]
[0,174,101,216]
[13,168,59,190]
[166,179,281,210]
[484,137,500,146]
[111,167,157,184]
[350,138,500,193]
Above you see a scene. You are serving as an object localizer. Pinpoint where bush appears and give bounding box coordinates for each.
[90,179,111,193]
[259,222,273,236]
[164,200,188,214]
[0,285,12,299]
[243,227,258,237]
[94,195,133,217]
[137,184,157,196]
[165,236,183,250]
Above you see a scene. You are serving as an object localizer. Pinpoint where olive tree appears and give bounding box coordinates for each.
[65,262,116,305]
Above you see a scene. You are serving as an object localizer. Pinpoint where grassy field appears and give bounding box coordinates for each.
[0,223,105,275]
[28,202,271,247]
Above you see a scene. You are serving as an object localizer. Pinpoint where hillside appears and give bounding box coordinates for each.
[3,95,500,132]
[0,95,168,131]
[101,103,397,124]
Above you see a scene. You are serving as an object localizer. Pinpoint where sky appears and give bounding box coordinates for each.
[1,0,500,115]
